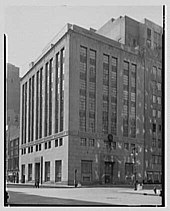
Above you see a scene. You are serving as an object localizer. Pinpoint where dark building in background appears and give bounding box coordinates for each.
[6,63,20,182]
[19,16,162,186]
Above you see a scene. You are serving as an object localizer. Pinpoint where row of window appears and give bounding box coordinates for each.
[80,138,95,147]
[147,171,162,184]
[21,138,63,155]
[152,95,161,104]
[26,160,62,182]
[123,61,136,138]
[124,143,136,151]
[21,47,65,145]
[152,66,162,79]
[147,28,162,49]
[152,123,162,133]
[9,149,18,157]
[152,109,161,118]
[8,157,19,171]
[10,138,19,147]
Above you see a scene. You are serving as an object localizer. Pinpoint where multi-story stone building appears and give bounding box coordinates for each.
[6,63,20,182]
[19,16,163,185]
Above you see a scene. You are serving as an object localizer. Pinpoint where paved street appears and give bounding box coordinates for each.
[6,185,162,206]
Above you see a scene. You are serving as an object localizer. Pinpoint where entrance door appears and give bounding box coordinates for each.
[21,164,25,183]
[105,162,114,184]
[35,163,40,182]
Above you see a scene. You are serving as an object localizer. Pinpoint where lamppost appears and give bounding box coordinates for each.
[131,147,138,190]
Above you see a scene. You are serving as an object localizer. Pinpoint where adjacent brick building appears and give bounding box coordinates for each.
[6,63,20,182]
[19,16,163,185]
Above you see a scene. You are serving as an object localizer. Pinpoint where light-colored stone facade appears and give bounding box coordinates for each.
[19,17,162,186]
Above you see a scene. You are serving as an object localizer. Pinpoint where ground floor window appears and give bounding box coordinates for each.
[21,164,25,183]
[125,163,133,182]
[147,171,162,184]
[55,160,62,182]
[28,163,32,181]
[104,161,114,184]
[81,160,92,182]
[45,161,50,182]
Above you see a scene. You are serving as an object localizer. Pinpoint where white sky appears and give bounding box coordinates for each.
[4,5,163,77]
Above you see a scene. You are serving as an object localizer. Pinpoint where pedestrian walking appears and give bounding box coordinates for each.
[35,179,37,188]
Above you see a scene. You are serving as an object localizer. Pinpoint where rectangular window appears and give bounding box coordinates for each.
[39,144,41,151]
[60,49,65,132]
[157,83,161,91]
[48,141,51,149]
[36,145,38,151]
[45,161,50,182]
[45,142,47,150]
[147,28,151,47]
[153,109,156,117]
[131,143,135,149]
[154,31,161,49]
[152,67,157,79]
[31,146,33,152]
[157,97,161,104]
[152,123,156,132]
[103,54,109,134]
[112,141,116,150]
[89,49,96,133]
[59,138,63,146]
[55,160,62,182]
[158,139,162,148]
[28,163,32,181]
[81,160,92,182]
[123,61,129,137]
[158,110,161,118]
[28,147,30,153]
[125,163,133,177]
[124,143,129,150]
[21,84,25,144]
[152,137,156,147]
[158,68,161,78]
[89,139,95,147]
[36,71,39,140]
[80,138,86,146]
[130,64,136,138]
[24,82,27,144]
[28,79,31,142]
[111,57,117,135]
[49,58,53,135]
[55,139,58,147]
[44,62,48,137]
[39,68,43,138]
[79,46,87,132]
[153,95,156,103]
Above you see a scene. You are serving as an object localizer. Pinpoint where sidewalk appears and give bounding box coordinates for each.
[7,182,161,196]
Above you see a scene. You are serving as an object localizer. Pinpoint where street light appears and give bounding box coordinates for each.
[131,147,138,190]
